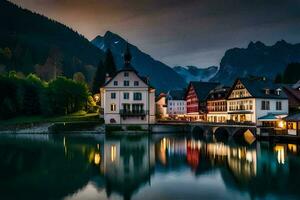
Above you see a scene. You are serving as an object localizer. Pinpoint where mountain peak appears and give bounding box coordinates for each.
[91,31,186,91]
[247,41,266,49]
[274,39,288,47]
[212,40,300,85]
[104,31,123,40]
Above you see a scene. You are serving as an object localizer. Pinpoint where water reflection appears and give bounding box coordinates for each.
[0,134,300,199]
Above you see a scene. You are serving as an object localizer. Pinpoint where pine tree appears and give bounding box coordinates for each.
[104,49,117,77]
[92,61,105,94]
[91,49,117,94]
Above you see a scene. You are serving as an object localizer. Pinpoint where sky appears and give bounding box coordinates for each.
[10,0,300,68]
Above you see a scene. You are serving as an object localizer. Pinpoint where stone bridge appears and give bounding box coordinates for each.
[151,122,258,141]
[188,122,257,140]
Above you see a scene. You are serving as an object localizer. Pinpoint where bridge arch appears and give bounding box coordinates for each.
[191,126,205,137]
[213,127,229,141]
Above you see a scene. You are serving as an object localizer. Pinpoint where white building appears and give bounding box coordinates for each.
[227,78,288,126]
[167,89,186,117]
[100,45,155,125]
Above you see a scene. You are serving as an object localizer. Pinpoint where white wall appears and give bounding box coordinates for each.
[255,99,288,124]
[167,100,186,115]
[102,71,155,124]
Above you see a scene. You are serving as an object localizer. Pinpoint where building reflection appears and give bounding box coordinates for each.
[102,135,155,199]
[2,134,300,200]
[156,136,257,179]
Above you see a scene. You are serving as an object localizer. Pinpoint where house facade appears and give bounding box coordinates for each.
[100,45,155,125]
[227,78,288,126]
[185,82,220,121]
[155,93,168,119]
[167,89,186,118]
[207,86,230,123]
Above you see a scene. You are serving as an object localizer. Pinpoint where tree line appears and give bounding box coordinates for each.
[0,71,92,119]
[0,48,117,120]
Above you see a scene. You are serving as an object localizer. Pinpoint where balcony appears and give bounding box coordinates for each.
[120,109,147,116]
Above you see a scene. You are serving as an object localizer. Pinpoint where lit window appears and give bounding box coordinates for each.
[124,80,129,86]
[123,92,129,99]
[113,81,118,86]
[134,81,139,86]
[110,104,116,111]
[111,93,116,99]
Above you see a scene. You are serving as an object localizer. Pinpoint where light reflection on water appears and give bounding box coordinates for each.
[0,133,299,200]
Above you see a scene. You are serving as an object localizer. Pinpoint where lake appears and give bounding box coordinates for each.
[0,133,299,200]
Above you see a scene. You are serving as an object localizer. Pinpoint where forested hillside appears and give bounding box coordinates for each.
[0,0,104,83]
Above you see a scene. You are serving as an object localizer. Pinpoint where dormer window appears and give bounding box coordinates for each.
[275,88,282,95]
[265,89,270,95]
[124,72,129,77]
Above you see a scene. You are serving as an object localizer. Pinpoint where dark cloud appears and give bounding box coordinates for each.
[10,0,300,67]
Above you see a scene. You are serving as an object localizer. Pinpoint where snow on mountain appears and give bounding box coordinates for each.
[173,66,219,83]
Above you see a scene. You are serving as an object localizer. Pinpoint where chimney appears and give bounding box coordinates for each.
[105,73,111,83]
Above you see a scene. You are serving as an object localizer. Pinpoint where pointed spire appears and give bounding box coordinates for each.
[124,42,132,65]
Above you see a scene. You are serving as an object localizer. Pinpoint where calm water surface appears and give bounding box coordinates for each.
[0,133,300,200]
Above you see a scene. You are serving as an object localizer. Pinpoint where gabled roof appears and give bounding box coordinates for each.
[285,113,300,121]
[167,89,186,100]
[102,43,153,88]
[156,93,166,101]
[283,86,300,101]
[206,86,230,101]
[102,68,151,88]
[228,78,287,99]
[187,81,220,101]
[292,80,300,89]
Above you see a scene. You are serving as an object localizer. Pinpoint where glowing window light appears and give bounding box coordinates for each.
[94,153,101,165]
[277,121,285,129]
[288,144,297,153]
[274,145,285,164]
[111,145,117,162]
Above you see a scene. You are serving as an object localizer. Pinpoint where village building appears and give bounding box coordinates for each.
[284,113,300,136]
[282,80,300,113]
[185,81,220,121]
[226,78,288,126]
[207,86,230,123]
[100,45,156,125]
[155,93,168,119]
[166,89,186,118]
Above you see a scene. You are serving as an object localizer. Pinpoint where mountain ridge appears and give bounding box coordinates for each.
[92,31,187,92]
[211,40,300,85]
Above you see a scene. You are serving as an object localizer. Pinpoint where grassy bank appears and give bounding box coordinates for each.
[0,111,102,127]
